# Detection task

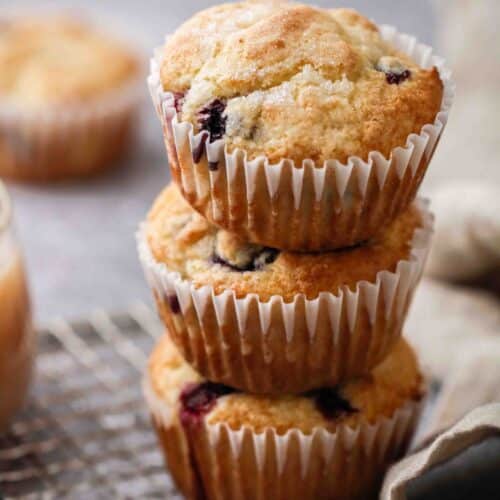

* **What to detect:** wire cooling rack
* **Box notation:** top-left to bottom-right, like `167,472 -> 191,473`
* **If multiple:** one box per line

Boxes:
3,304 -> 487,500
0,303 -> 182,499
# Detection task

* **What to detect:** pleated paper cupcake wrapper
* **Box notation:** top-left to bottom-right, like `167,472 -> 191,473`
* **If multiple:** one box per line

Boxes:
148,25 -> 453,251
138,199 -> 433,394
0,78 -> 142,181
144,374 -> 422,500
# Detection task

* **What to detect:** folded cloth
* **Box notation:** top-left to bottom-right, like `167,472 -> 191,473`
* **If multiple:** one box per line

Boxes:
425,182 -> 500,282
406,278 -> 500,380
381,403 -> 500,500
397,274 -> 500,498
423,343 -> 500,438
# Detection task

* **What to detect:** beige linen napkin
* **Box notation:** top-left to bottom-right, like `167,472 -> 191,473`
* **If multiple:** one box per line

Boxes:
406,278 -> 500,380
381,403 -> 500,500
425,183 -> 500,281
387,274 -> 500,499
423,342 -> 500,438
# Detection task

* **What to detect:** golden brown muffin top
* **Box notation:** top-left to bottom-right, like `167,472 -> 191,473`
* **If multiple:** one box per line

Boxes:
159,1 -> 443,165
145,184 -> 423,301
149,334 -> 422,434
0,16 -> 140,108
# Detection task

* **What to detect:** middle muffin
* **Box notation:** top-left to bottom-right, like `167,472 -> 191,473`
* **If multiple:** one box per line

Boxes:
138,184 -> 432,394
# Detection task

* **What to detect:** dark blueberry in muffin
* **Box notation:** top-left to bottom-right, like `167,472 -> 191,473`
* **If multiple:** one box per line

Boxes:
172,92 -> 185,113
211,252 -> 242,271
376,56 -> 411,85
166,294 -> 181,314
212,232 -> 280,272
211,249 -> 279,271
212,247 -> 279,272
252,248 -> 280,270
385,69 -> 411,85
198,99 -> 227,142
180,382 -> 235,426
307,387 -> 358,420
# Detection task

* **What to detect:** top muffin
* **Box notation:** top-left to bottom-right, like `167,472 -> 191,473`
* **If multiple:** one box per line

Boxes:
0,16 -> 140,109
160,1 -> 444,165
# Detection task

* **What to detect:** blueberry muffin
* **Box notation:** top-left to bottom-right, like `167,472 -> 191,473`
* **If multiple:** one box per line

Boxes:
138,184 -> 433,393
0,15 -> 142,181
144,334 -> 423,500
149,1 -> 451,250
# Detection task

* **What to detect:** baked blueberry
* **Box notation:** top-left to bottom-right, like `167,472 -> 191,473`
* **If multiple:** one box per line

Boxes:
212,231 -> 279,271
376,56 -> 411,85
180,382 -> 235,426
198,99 -> 227,142
307,387 -> 358,420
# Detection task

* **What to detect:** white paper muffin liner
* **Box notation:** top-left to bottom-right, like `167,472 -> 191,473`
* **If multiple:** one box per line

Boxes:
0,79 -> 142,181
148,24 -> 453,251
0,13 -> 143,181
144,373 -> 422,500
138,199 -> 433,394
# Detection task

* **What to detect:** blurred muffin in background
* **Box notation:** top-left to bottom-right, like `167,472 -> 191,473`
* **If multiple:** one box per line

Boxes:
0,15 -> 142,182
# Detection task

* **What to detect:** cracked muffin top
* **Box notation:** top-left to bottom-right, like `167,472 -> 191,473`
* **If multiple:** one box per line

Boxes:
149,334 -> 422,433
0,16 -> 140,108
159,1 -> 444,165
145,184 -> 425,301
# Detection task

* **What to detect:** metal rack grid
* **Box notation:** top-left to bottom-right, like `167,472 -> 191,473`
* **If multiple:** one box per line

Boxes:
0,303 -> 182,499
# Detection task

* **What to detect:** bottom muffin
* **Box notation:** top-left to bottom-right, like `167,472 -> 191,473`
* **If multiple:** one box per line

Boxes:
144,334 -> 423,500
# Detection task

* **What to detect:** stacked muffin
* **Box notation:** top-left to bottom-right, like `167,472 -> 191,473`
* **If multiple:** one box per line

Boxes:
138,3 -> 453,499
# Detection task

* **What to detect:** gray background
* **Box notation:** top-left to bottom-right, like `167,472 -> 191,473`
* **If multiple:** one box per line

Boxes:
2,0 -> 436,324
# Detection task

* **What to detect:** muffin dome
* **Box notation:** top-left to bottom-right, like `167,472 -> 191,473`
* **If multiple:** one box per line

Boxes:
148,334 -> 422,434
0,16 -> 139,108
160,1 -> 443,165
146,184 -> 424,301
